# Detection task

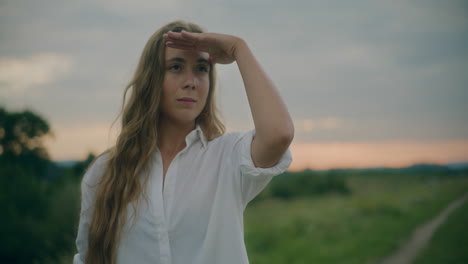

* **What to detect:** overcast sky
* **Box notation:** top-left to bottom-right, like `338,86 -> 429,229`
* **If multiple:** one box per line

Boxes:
1,0 -> 467,169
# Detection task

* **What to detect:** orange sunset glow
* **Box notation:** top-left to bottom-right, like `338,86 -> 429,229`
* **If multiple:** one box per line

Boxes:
44,124 -> 468,171
289,140 -> 468,171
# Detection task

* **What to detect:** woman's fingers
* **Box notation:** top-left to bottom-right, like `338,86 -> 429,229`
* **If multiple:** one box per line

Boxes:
164,31 -> 231,63
180,30 -> 201,42
165,31 -> 200,44
165,41 -> 196,50
163,33 -> 193,45
165,31 -> 186,40
164,32 -> 206,52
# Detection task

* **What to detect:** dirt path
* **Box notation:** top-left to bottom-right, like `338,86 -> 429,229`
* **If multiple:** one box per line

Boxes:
378,192 -> 468,264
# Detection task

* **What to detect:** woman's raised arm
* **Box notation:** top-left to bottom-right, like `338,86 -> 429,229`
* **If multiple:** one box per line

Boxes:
164,31 -> 294,168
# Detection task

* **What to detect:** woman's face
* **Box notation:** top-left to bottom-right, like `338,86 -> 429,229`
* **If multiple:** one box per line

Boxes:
160,47 -> 211,125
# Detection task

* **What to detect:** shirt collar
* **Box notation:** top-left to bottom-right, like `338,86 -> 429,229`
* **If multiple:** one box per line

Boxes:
186,123 -> 207,149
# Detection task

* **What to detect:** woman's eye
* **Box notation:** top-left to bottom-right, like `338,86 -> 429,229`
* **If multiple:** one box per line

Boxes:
169,65 -> 181,71
197,65 -> 209,72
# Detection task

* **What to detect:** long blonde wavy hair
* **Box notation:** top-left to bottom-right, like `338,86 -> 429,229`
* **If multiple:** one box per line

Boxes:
84,20 -> 225,264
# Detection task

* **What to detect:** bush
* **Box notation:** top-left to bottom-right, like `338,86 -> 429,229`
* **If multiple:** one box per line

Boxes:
252,170 -> 351,202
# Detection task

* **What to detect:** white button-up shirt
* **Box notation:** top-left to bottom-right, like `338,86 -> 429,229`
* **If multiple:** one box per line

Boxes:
73,124 -> 292,264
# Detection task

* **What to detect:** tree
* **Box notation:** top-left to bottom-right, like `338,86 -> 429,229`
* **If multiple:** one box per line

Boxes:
0,106 -> 54,263
0,107 -> 52,176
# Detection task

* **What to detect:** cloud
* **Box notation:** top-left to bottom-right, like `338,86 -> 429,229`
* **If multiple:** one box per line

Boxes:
0,53 -> 73,95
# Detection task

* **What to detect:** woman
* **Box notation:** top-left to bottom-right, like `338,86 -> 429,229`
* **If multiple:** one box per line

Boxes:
74,20 -> 294,264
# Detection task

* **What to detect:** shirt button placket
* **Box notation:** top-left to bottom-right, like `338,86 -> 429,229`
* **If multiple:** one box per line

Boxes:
158,231 -> 171,264
163,153 -> 180,223
156,151 -> 171,264
161,154 -> 177,264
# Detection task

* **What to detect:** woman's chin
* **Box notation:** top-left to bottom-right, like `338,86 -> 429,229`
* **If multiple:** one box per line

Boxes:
172,116 -> 199,126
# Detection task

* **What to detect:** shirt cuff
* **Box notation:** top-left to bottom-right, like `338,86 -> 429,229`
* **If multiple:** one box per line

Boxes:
239,129 -> 293,179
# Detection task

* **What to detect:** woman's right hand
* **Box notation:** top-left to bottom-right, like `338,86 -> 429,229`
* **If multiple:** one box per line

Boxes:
163,30 -> 245,65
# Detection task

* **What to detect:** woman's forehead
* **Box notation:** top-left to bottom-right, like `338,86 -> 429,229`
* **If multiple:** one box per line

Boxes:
165,47 -> 209,62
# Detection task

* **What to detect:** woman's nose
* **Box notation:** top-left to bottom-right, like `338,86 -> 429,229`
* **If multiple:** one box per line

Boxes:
183,71 -> 197,89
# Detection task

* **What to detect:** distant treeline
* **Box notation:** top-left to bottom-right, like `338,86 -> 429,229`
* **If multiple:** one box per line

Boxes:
251,164 -> 468,203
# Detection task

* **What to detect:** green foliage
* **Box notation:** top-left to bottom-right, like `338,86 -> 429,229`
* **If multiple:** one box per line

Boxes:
0,107 -> 51,175
0,106 -> 86,264
71,153 -> 96,180
0,160 -> 49,263
251,169 -> 350,203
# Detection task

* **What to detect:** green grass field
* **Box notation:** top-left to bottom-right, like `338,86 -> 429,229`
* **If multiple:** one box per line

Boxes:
413,195 -> 468,264
244,174 -> 468,264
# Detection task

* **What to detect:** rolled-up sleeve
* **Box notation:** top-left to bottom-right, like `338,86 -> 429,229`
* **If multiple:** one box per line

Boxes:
235,129 -> 292,207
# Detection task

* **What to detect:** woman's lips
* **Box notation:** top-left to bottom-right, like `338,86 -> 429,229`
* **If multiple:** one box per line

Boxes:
177,99 -> 196,105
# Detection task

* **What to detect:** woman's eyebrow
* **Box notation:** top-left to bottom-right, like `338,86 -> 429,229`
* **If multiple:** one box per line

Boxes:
167,57 -> 185,63
166,57 -> 209,64
197,58 -> 209,64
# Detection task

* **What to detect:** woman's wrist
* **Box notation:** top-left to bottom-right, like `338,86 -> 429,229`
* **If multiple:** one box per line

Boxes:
232,37 -> 248,62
